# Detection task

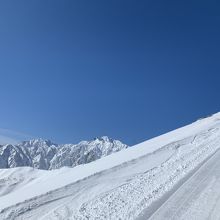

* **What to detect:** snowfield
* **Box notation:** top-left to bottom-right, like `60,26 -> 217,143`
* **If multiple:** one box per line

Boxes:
1,113 -> 220,219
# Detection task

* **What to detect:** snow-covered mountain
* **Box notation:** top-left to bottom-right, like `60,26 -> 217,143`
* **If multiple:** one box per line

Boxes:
1,113 -> 220,219
0,136 -> 128,170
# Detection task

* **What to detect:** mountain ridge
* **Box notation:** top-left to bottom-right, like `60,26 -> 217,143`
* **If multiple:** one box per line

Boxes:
0,136 -> 128,170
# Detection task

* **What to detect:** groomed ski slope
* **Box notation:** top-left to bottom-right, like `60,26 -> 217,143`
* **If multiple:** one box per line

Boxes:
0,113 -> 220,219
146,149 -> 220,220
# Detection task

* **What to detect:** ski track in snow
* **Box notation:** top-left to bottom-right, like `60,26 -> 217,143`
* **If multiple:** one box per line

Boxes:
1,113 -> 220,219
147,148 -> 220,220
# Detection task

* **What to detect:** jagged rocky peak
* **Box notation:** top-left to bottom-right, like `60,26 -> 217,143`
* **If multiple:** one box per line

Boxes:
19,138 -> 58,148
50,136 -> 128,169
0,136 -> 128,170
93,136 -> 112,142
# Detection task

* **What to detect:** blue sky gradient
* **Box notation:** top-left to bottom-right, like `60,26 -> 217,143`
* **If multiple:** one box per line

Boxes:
0,1 -> 220,145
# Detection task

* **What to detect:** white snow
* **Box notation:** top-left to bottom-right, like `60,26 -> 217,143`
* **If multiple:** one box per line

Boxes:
1,112 -> 220,219
0,136 -> 128,170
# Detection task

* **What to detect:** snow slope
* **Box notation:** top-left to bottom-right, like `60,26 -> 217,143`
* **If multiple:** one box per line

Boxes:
0,113 -> 220,219
145,146 -> 220,220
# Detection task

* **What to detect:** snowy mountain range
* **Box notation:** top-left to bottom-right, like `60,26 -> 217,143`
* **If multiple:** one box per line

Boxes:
1,113 -> 220,219
0,136 -> 128,170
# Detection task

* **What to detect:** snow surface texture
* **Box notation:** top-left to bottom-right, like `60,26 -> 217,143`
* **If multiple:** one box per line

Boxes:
0,137 -> 128,170
146,149 -> 220,220
0,113 -> 220,219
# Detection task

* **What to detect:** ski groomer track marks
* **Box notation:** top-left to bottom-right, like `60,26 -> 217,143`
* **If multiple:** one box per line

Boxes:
149,149 -> 220,220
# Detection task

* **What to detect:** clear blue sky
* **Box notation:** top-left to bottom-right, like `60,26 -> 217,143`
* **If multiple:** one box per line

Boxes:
0,1 -> 220,145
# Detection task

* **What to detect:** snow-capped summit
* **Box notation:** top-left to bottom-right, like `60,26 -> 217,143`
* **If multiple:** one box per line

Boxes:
0,136 -> 128,170
50,136 -> 127,169
20,138 -> 57,148
94,136 -> 112,142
